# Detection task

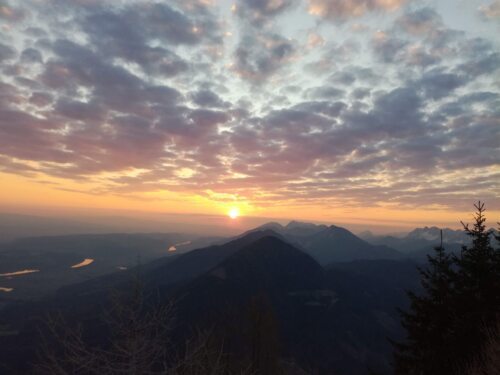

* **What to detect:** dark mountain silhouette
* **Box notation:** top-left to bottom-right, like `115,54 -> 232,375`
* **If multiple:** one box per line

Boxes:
246,221 -> 402,264
161,234 -> 419,374
171,235 -> 326,316
168,235 -> 326,339
145,229 -> 288,288
297,224 -> 402,263
0,230 -> 419,374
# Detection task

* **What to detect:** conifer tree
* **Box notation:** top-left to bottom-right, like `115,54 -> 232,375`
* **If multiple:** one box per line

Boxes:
394,202 -> 500,375
450,201 -> 500,372
393,232 -> 456,374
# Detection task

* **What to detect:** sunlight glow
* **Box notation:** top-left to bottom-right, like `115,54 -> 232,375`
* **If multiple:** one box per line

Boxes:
228,207 -> 240,219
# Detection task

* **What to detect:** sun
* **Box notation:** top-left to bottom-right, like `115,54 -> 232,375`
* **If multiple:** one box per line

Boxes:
228,207 -> 240,219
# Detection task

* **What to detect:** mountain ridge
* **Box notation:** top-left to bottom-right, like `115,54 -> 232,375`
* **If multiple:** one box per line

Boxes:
243,221 -> 402,264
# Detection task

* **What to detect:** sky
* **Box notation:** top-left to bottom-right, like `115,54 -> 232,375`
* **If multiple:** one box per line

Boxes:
0,0 -> 499,229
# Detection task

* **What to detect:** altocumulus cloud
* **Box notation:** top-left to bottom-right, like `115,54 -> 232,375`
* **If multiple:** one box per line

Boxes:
0,0 -> 498,210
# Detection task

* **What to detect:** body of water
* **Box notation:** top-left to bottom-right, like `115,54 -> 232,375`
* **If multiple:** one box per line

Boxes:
0,269 -> 40,277
71,258 -> 94,269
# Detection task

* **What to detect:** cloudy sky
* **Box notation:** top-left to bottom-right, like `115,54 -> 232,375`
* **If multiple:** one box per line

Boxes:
0,0 -> 499,227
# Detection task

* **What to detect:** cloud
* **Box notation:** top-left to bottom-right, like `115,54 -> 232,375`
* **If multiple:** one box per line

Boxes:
54,98 -> 105,121
306,31 -> 325,48
0,43 -> 15,61
20,48 -> 43,64
0,1 -> 27,21
0,0 -> 498,212
351,87 -> 370,99
457,51 -> 500,79
231,0 -> 298,83
479,0 -> 500,20
417,68 -> 467,100
396,7 -> 442,35
235,0 -> 297,26
234,32 -> 295,81
191,89 -> 229,108
29,92 -> 53,107
307,86 -> 345,99
330,71 -> 357,85
402,44 -> 441,67
79,6 -> 199,77
372,31 -> 408,63
308,0 -> 406,21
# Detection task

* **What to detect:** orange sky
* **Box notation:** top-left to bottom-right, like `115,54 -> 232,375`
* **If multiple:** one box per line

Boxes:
2,171 -> 497,233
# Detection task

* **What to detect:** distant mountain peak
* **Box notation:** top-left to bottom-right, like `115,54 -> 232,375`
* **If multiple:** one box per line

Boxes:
328,224 -> 347,231
286,220 -> 320,229
284,221 -> 328,236
234,228 -> 285,243
407,226 -> 469,244
255,222 -> 285,232
241,221 -> 402,264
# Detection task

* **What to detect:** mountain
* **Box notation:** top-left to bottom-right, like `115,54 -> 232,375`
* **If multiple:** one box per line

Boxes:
150,234 -> 419,374
170,235 -> 326,331
145,229 -> 287,288
321,259 -> 421,373
284,220 -> 329,236
0,230 -> 419,374
360,226 -> 475,259
296,224 -> 402,264
247,221 -> 402,264
406,226 -> 469,244
250,220 -> 328,237
166,236 -> 418,374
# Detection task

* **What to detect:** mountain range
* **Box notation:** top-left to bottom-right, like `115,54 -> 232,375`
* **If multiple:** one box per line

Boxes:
0,223 -> 428,374
359,226 -> 474,259
3,220 -> 490,373
245,221 -> 403,264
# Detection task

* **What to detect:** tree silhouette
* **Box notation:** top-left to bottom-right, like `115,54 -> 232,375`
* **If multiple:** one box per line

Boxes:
394,202 -> 500,374
35,273 -> 237,375
451,202 -> 500,373
464,318 -> 500,375
393,231 -> 456,374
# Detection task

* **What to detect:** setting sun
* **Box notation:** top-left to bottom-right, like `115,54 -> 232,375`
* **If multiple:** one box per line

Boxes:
228,207 -> 240,219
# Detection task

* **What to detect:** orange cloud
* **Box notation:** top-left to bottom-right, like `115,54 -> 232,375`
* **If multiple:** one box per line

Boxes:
307,31 -> 325,48
479,0 -> 500,19
308,0 -> 406,21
